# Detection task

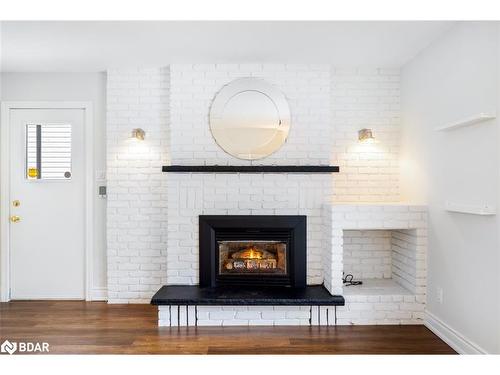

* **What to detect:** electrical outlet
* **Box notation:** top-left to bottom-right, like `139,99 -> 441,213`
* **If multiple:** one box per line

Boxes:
436,287 -> 443,304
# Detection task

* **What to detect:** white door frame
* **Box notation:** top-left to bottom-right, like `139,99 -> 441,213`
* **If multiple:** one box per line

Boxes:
0,101 -> 94,301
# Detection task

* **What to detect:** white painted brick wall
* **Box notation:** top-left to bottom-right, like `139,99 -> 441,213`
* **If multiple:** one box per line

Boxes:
166,64 -> 333,286
158,297 -> 425,326
170,64 -> 331,166
331,68 -> 401,202
337,294 -> 425,325
391,229 -> 427,294
106,64 -> 405,313
106,67 -> 170,303
343,230 -> 392,279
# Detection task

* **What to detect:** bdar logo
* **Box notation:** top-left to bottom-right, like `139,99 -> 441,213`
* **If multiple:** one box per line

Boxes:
0,340 -> 49,354
1,340 -> 17,355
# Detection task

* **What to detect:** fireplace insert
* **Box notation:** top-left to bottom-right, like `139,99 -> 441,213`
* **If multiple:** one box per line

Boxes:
199,215 -> 306,288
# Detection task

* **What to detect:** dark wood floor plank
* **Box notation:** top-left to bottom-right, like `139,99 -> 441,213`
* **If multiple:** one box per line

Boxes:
0,301 -> 456,354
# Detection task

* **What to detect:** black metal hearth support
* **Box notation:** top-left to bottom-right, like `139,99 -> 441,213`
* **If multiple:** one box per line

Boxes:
167,305 -> 199,327
307,306 -> 337,326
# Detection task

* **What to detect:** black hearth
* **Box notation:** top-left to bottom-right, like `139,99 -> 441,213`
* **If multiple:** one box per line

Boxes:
199,215 -> 306,288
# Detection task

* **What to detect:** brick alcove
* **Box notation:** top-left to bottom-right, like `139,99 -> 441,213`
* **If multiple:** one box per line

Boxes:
323,203 -> 427,324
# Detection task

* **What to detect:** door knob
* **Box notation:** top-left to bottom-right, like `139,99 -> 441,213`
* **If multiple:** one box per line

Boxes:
10,215 -> 21,223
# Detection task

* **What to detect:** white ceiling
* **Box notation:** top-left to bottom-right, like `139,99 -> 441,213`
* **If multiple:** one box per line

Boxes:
1,21 -> 454,72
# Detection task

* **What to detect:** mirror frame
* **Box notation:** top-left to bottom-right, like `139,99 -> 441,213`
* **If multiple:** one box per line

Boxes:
209,78 -> 291,160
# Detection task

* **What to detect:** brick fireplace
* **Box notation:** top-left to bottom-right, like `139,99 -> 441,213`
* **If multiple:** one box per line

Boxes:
106,64 -> 402,304
105,64 -> 428,326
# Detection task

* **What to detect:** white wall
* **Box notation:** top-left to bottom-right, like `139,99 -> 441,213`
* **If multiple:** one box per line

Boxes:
0,72 -> 108,299
401,22 -> 500,353
0,22 -> 3,96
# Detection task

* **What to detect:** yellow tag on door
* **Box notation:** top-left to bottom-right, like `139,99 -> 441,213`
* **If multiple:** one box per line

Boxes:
28,167 -> 38,178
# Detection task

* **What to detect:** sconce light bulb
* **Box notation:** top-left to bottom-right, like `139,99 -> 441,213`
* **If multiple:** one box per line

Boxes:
131,128 -> 146,141
358,128 -> 376,143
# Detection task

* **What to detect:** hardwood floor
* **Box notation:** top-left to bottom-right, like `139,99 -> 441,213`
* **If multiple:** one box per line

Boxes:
0,301 -> 455,354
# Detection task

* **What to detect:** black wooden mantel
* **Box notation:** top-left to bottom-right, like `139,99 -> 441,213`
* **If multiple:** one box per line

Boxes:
162,165 -> 340,173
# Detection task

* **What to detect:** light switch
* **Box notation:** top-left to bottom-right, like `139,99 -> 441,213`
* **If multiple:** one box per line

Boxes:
98,186 -> 107,198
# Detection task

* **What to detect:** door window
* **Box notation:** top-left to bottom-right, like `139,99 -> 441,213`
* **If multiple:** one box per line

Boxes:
25,124 -> 72,180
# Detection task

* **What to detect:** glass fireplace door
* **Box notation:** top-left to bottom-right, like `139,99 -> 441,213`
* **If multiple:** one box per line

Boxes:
218,241 -> 287,276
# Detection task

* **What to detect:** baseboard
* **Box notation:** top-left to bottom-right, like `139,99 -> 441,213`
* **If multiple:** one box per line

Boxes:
89,287 -> 108,301
2,289 -> 108,301
425,310 -> 487,354
10,295 -> 84,300
0,289 -> 9,302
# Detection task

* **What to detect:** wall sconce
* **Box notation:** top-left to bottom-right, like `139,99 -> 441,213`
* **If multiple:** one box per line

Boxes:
131,128 -> 146,141
358,128 -> 376,144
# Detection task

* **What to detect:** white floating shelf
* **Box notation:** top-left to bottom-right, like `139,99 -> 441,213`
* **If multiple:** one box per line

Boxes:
435,113 -> 496,132
445,201 -> 496,216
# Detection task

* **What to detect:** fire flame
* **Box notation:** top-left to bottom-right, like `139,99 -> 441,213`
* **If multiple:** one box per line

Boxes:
241,246 -> 263,259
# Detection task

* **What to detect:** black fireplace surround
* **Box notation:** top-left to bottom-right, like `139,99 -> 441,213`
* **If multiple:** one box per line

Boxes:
199,215 -> 306,288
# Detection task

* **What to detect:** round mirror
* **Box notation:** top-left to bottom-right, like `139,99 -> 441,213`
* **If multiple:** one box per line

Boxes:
209,78 -> 291,160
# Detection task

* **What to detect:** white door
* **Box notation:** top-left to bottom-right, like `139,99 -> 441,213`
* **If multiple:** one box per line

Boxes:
9,108 -> 86,299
